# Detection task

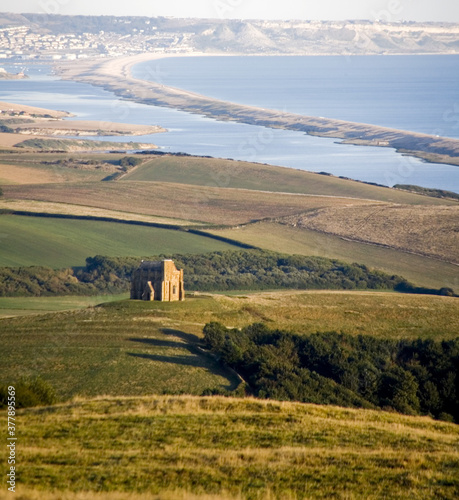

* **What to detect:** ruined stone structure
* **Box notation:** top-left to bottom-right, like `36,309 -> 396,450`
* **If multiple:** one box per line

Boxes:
130,260 -> 185,302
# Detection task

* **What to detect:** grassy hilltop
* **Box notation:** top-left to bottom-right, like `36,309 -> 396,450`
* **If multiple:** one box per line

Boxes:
1,396 -> 459,500
1,293 -> 459,499
1,293 -> 458,399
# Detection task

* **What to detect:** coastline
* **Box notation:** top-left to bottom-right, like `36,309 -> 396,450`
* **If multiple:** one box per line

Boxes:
0,100 -> 165,150
55,52 -> 459,167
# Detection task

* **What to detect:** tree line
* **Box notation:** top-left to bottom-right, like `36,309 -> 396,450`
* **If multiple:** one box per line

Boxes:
0,250 -> 455,297
203,322 -> 459,422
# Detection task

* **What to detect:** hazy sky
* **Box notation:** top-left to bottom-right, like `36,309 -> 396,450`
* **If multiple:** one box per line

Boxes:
5,0 -> 459,22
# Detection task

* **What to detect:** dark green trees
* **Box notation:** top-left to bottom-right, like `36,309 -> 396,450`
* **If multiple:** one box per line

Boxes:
204,322 -> 459,422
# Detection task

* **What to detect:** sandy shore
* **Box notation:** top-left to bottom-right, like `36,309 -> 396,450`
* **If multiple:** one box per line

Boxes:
0,101 -> 70,119
55,52 -> 459,167
14,120 -> 164,137
0,99 -> 165,148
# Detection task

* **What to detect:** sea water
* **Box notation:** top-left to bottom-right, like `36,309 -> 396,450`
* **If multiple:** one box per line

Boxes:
133,55 -> 459,138
1,57 -> 458,192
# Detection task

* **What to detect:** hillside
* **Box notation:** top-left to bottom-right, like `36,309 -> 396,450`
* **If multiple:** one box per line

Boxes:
2,290 -> 458,338
1,13 -> 459,55
120,155 -> 455,204
2,181 -> 380,225
278,204 -> 459,264
209,223 -> 458,289
0,214 -> 239,268
1,293 -> 458,399
1,148 -> 458,289
1,395 -> 458,500
0,27 -> 458,500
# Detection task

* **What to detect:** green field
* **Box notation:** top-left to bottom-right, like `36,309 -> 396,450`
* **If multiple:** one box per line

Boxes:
1,292 -> 458,401
0,294 -> 128,318
2,395 -> 458,500
0,214 -> 239,268
3,151 -> 457,291
210,222 -> 459,289
122,155 -> 454,205
0,297 -> 242,399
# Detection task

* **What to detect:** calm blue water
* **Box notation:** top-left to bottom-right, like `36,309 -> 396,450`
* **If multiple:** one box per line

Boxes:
1,58 -> 458,192
133,55 -> 459,139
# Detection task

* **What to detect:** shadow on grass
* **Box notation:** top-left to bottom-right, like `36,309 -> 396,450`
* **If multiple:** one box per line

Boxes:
128,328 -> 241,391
128,352 -> 211,368
129,328 -> 202,353
129,337 -> 195,351
161,328 -> 202,344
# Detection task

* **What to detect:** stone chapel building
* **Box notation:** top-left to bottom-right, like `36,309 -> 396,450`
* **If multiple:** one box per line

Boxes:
130,260 -> 185,302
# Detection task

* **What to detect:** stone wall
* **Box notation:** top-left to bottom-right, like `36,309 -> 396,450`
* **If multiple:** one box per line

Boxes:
130,260 -> 185,302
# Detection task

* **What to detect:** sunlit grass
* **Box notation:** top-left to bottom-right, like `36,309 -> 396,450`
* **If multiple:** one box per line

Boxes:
0,294 -> 128,318
1,395 -> 457,499
0,214 -> 237,268
1,292 -> 457,401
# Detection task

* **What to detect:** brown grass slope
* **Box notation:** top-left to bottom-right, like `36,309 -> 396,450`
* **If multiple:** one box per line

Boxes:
0,152 -> 144,184
3,181 -> 376,225
279,204 -> 459,265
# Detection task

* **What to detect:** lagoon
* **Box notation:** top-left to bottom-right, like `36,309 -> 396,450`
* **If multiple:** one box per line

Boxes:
1,57 -> 458,192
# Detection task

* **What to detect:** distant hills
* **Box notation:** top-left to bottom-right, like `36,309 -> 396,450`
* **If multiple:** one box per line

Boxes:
0,12 -> 458,55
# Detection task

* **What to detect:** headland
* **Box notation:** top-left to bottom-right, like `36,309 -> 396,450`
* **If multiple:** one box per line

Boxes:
0,100 -> 164,150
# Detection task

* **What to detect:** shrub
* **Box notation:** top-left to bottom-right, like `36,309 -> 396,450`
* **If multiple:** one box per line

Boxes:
0,124 -> 14,133
0,377 -> 57,409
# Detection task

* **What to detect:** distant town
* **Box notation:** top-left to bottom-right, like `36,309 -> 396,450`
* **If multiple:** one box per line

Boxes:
0,21 -> 193,60
0,12 -> 458,60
